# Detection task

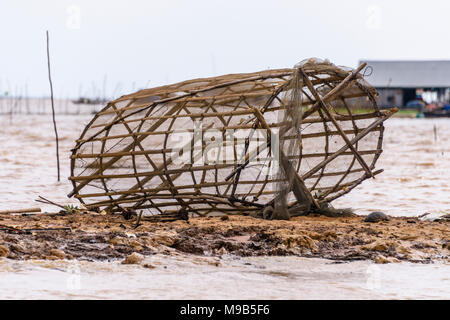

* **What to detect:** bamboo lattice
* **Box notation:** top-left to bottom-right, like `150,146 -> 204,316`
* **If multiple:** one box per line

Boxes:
68,58 -> 397,217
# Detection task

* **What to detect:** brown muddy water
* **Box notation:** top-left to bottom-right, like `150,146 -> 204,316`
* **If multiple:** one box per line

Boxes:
0,115 -> 449,299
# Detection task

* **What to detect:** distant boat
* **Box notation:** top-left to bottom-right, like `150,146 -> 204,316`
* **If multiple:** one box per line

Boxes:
423,109 -> 450,118
71,97 -> 107,105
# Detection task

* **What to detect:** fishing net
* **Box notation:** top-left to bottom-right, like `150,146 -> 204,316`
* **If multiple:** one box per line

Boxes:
68,58 -> 396,218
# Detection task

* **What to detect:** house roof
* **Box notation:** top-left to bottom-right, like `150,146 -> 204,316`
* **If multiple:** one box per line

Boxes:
359,60 -> 450,88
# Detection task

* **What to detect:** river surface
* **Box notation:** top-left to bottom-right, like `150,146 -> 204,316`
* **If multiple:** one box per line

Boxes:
0,114 -> 449,299
0,255 -> 448,299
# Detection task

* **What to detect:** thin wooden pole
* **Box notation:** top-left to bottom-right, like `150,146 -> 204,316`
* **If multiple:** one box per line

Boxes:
0,208 -> 41,215
46,30 -> 60,181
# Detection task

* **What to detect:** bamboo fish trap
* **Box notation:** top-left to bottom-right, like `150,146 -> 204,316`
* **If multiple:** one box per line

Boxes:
68,58 -> 397,218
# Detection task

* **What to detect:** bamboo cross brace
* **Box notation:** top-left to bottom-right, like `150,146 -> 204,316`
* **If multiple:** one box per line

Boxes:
301,108 -> 398,181
108,103 -> 185,210
89,72 -> 292,133
252,107 -> 320,209
102,123 -> 215,211
75,74 -> 288,148
75,167 -> 370,201
300,63 -> 367,120
225,63 -> 367,182
74,109 -> 388,145
323,169 -> 384,203
95,76 -> 340,117
299,67 -> 374,178
68,102 -> 184,197
317,96 -> 363,199
159,105 -> 192,210
227,83 -> 289,197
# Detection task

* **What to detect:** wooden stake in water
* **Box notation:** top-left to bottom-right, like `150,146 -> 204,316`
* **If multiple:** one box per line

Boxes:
46,30 -> 60,181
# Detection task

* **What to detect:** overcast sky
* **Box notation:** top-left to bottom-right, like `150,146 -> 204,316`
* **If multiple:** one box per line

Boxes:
2,0 -> 450,98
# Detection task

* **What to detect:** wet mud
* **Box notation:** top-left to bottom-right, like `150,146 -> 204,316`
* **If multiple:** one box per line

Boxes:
1,212 -> 448,264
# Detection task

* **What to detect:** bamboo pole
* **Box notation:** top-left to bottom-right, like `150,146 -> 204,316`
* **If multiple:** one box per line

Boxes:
74,111 -> 386,144
68,102 -> 185,197
302,108 -> 397,180
94,75 -> 345,116
300,63 -> 367,120
252,107 -> 320,209
46,30 -> 60,181
299,67 -> 374,178
0,208 -> 42,215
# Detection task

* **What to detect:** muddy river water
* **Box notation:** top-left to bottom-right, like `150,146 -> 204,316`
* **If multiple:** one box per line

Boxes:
0,114 -> 449,299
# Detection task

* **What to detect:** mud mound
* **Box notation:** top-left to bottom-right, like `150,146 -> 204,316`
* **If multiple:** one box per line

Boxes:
0,213 -> 448,263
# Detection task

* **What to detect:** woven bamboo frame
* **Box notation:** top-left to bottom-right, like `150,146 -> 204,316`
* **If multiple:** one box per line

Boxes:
68,59 -> 396,216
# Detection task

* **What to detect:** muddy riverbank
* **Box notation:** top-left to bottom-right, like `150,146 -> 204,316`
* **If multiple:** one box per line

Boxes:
1,212 -> 448,264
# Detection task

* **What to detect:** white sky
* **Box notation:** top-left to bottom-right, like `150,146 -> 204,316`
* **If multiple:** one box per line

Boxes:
1,0 -> 450,98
